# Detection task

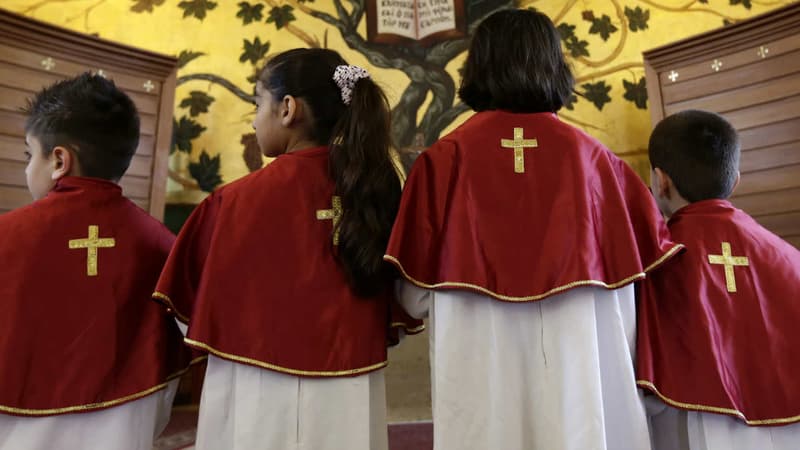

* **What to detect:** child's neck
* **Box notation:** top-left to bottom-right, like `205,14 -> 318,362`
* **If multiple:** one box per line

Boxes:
286,137 -> 321,154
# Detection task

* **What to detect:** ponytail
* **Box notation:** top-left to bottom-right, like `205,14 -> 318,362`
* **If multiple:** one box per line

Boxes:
329,78 -> 400,297
259,49 -> 400,297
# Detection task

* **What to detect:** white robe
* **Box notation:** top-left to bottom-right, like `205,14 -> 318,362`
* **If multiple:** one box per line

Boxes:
397,282 -> 651,450
647,399 -> 800,450
0,380 -> 178,450
194,355 -> 388,450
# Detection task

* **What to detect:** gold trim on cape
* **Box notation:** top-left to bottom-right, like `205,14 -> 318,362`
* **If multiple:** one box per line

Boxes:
152,292 -> 190,324
389,148 -> 408,188
637,380 -> 800,426
0,357 -> 206,416
384,244 -> 684,302
390,322 -> 426,334
184,338 -> 388,377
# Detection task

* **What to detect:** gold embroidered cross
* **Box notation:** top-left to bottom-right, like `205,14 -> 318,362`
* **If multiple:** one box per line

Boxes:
68,225 -> 116,276
316,196 -> 343,245
707,242 -> 749,293
500,127 -> 538,173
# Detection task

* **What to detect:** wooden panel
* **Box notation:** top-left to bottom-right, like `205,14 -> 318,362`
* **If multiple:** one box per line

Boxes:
665,73 -> 800,116
0,61 -> 158,117
753,210 -> 800,237
148,70 -> 176,221
721,94 -> 800,131
126,90 -> 160,115
139,113 -> 157,136
0,184 -> 31,210
739,117 -> 800,150
656,32 -> 800,85
660,51 -> 800,104
731,187 -> 800,217
0,42 -> 164,95
119,175 -> 151,200
0,160 -> 26,186
784,235 -> 800,248
136,135 -> 155,157
736,164 -> 800,196
0,61 -> 67,95
0,109 -> 25,137
740,141 -> 800,172
127,154 -> 153,178
0,85 -> 31,113
0,133 -> 24,162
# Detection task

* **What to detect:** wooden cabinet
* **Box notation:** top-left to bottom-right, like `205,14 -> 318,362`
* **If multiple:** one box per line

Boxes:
644,3 -> 800,249
0,9 -> 176,220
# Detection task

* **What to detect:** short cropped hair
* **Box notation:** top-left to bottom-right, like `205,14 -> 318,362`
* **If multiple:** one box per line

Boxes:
24,72 -> 140,181
458,8 -> 574,113
649,110 -> 740,202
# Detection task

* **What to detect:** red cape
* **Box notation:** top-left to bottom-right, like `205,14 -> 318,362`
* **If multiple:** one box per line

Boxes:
637,199 -> 800,425
154,146 -> 423,377
385,111 -> 682,300
0,177 -> 191,416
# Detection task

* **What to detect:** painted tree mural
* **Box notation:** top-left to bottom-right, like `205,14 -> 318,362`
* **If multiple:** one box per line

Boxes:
13,0 -> 791,194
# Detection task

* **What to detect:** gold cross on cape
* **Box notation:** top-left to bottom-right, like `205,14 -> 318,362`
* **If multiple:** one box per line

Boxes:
68,225 -> 116,276
500,127 -> 538,173
707,242 -> 749,293
316,196 -> 343,245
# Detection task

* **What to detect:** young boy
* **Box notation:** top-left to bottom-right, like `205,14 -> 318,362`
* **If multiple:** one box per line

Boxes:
0,73 -> 191,450
637,109 -> 800,450
388,9 -> 683,450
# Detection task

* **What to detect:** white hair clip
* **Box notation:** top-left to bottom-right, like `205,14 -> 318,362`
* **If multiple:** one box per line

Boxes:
333,65 -> 370,105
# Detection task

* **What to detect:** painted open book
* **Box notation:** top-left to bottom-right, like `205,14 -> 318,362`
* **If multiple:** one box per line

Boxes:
366,0 -> 466,46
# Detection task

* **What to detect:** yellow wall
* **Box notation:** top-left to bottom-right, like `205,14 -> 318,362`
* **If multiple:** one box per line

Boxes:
4,0 -> 794,203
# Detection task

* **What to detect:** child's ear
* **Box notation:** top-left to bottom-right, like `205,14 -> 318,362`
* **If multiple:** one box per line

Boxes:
653,167 -> 673,200
731,171 -> 741,195
50,146 -> 74,181
280,95 -> 299,127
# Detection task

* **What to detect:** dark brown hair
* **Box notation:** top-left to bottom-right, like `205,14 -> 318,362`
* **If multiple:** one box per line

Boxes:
458,8 -> 574,113
24,72 -> 140,181
259,48 -> 399,297
649,109 -> 740,202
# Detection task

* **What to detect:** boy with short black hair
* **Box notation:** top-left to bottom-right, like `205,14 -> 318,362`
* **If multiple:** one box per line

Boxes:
0,73 -> 190,450
638,109 -> 800,450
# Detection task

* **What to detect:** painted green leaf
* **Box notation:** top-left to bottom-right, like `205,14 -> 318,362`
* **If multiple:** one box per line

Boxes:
267,5 -> 296,30
130,0 -> 165,13
729,0 -> 752,9
236,2 -> 264,25
624,6 -> 650,32
178,0 -> 217,20
622,77 -> 648,109
565,37 -> 590,58
589,14 -> 618,41
564,92 -> 578,111
581,81 -> 612,111
180,91 -> 215,117
240,37 -> 270,65
176,50 -> 205,69
557,23 -> 577,42
189,151 -> 223,192
241,133 -> 264,172
172,116 -> 206,154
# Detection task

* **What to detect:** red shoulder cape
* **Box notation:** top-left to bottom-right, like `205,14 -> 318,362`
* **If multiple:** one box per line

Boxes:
385,111 -> 683,300
637,199 -> 800,425
0,177 -> 191,416
154,147 -> 423,377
